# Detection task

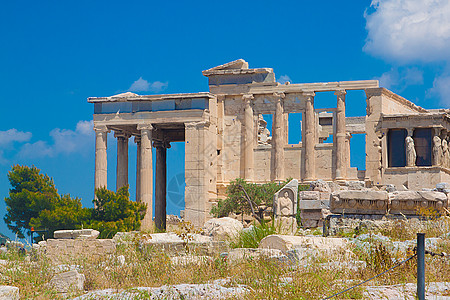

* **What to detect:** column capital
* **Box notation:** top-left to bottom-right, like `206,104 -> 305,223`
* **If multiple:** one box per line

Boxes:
302,90 -> 316,98
137,123 -> 153,131
334,89 -> 347,96
94,124 -> 109,133
272,92 -> 285,99
216,94 -> 226,101
114,131 -> 131,139
185,121 -> 209,129
242,93 -> 254,103
407,128 -> 414,136
153,140 -> 171,149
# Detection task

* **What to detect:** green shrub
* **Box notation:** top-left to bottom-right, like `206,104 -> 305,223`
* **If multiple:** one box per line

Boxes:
230,220 -> 280,248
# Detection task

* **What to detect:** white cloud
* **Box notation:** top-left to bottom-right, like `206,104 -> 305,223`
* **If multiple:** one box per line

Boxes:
128,77 -> 168,93
278,75 -> 291,84
0,129 -> 32,147
364,0 -> 450,63
428,74 -> 450,105
149,81 -> 168,92
377,67 -> 423,90
18,120 -> 94,159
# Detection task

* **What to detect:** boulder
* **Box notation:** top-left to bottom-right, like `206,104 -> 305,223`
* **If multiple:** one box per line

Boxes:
0,286 -> 19,300
50,270 -> 85,293
345,181 -> 365,190
202,217 -> 243,240
309,180 -> 331,193
259,234 -> 348,255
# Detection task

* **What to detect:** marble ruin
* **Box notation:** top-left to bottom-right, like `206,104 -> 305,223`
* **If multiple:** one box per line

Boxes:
88,59 -> 450,229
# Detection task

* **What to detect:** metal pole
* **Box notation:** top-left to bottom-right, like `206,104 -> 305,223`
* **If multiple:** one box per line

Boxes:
417,233 -> 425,300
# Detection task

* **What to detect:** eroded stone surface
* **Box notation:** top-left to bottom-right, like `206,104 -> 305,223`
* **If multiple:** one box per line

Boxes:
0,286 -> 19,300
50,270 -> 85,293
259,234 -> 347,254
202,217 -> 243,241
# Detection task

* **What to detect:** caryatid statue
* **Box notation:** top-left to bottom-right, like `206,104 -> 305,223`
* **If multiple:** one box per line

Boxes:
433,135 -> 442,166
257,115 -> 272,145
443,138 -> 449,168
405,136 -> 416,167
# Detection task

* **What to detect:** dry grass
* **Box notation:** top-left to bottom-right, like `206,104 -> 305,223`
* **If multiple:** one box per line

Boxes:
0,216 -> 449,299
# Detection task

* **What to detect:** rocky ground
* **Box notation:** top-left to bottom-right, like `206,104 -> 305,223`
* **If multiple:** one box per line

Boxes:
0,216 -> 449,299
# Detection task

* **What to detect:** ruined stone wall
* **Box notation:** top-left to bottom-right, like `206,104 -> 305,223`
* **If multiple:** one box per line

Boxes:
382,167 -> 450,190
45,239 -> 116,262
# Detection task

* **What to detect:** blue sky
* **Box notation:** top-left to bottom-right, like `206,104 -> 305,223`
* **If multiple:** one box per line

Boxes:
0,0 -> 449,239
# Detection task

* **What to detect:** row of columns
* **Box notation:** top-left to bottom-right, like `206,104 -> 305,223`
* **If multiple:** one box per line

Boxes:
241,89 -> 348,182
94,123 -> 169,231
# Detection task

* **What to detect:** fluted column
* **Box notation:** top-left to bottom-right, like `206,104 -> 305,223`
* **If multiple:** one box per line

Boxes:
335,89 -> 347,180
135,136 -> 141,202
272,92 -> 285,181
243,94 -> 255,181
154,140 -> 170,231
138,124 -> 153,230
94,125 -> 109,190
303,91 -> 316,181
115,131 -> 130,191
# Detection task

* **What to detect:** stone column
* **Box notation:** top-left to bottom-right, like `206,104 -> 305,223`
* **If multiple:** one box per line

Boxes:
115,131 -> 130,191
135,136 -> 141,202
138,124 -> 153,230
345,132 -> 352,171
334,89 -> 347,180
303,91 -> 316,181
243,94 -> 255,181
432,128 -> 442,166
272,92 -> 286,181
94,125 -> 109,190
154,140 -> 169,231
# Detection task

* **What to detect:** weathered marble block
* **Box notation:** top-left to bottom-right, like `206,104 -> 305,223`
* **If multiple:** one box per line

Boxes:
388,191 -> 448,215
330,190 -> 388,214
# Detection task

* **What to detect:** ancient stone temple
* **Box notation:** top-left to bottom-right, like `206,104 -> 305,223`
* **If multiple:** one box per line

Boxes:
88,59 -> 450,229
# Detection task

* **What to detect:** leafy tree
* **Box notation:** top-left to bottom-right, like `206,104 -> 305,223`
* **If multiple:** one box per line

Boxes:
4,165 -> 59,238
30,194 -> 91,239
211,178 -> 308,224
88,186 -> 146,238
4,165 -> 91,240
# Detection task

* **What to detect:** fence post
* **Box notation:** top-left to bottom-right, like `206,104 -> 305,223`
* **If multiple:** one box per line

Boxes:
417,233 -> 425,300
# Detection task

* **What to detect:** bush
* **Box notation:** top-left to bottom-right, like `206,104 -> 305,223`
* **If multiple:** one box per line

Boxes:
88,186 -> 147,238
230,220 -> 280,248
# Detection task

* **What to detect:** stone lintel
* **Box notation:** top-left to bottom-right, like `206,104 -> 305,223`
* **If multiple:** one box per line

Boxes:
88,92 -> 215,103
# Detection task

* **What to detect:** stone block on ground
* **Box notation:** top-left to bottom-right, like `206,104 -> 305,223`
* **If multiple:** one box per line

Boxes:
0,286 -> 19,300
49,270 -> 85,293
226,248 -> 283,264
330,190 -> 388,214
54,229 -> 99,239
202,217 -> 243,241
141,232 -> 227,256
259,234 -> 348,255
46,239 -> 115,262
389,191 -> 448,214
